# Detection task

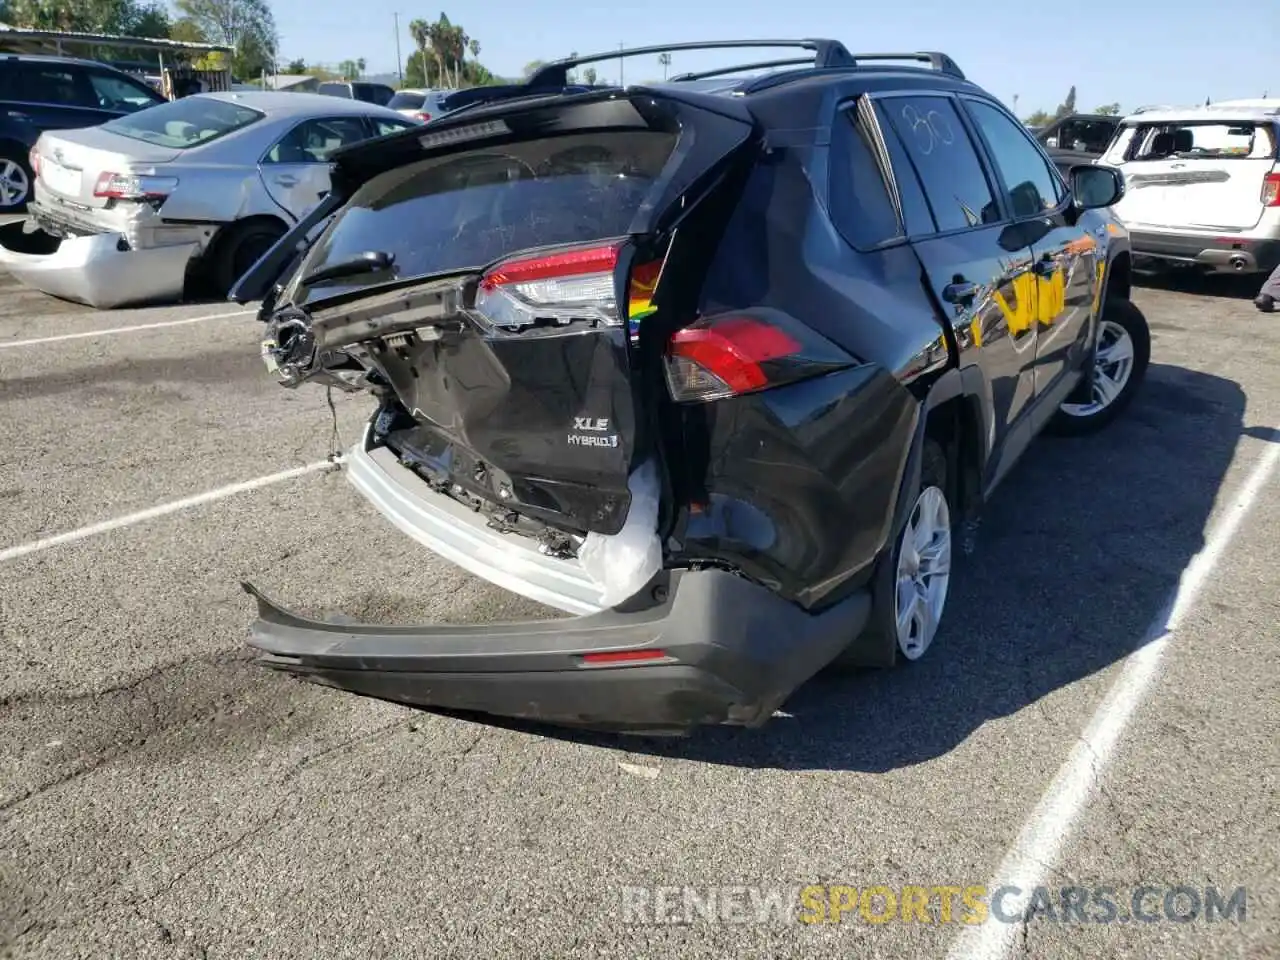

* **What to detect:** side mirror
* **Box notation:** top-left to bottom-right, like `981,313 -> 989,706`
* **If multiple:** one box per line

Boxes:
1069,164 -> 1125,210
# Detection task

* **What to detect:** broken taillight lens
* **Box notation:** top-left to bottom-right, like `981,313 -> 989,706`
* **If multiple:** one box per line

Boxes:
664,310 -> 858,403
474,243 -> 623,330
93,172 -> 178,201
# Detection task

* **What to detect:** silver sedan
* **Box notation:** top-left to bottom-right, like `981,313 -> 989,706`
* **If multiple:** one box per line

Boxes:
0,91 -> 421,308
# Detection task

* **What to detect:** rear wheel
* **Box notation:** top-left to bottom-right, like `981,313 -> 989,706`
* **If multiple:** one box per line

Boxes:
0,148 -> 33,212
837,439 -> 953,667
209,219 -> 287,299
1048,297 -> 1150,436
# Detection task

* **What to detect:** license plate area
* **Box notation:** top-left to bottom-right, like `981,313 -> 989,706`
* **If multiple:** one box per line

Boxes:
41,160 -> 82,197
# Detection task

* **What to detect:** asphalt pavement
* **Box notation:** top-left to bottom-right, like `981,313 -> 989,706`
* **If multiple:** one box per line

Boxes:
1,237 -> 1277,959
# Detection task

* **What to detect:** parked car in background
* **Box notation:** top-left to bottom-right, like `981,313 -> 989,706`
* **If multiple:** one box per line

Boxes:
234,40 -> 1148,735
1033,113 -> 1122,177
0,53 -> 168,210
317,80 -> 396,106
0,90 -> 420,308
387,87 -> 455,122
1100,101 -> 1280,277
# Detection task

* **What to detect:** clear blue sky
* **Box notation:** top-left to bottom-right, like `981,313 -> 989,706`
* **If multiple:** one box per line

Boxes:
273,0 -> 1277,115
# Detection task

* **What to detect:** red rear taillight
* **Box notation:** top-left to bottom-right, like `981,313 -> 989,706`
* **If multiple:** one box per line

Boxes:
667,318 -> 801,399
474,243 -> 622,330
414,111 -> 432,122
28,147 -> 39,177
664,310 -> 858,403
1262,172 -> 1280,207
93,171 -> 178,200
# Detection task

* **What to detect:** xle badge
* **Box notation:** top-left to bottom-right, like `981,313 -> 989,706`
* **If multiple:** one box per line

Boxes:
568,417 -> 619,448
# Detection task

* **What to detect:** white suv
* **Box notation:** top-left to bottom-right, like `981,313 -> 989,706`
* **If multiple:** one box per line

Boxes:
1100,100 -> 1280,277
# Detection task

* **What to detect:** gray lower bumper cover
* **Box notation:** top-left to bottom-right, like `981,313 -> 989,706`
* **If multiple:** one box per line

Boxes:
243,569 -> 871,733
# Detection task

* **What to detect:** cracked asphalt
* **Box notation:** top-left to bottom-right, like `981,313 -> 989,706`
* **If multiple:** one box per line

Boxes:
1,237 -> 1278,959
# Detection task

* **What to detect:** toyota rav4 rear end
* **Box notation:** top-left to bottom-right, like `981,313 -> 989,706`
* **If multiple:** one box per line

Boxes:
237,80 -> 921,733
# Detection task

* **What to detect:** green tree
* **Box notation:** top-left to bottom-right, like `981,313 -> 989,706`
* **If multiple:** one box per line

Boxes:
174,0 -> 277,79
582,66 -> 597,86
1094,103 -> 1121,116
522,59 -> 546,78
1053,85 -> 1077,119
4,0 -> 169,35
401,14 -> 496,89
1024,109 -> 1052,128
284,57 -> 306,74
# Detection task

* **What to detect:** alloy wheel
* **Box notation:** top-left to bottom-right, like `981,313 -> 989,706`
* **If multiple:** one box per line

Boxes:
1058,318 -> 1135,418
0,159 -> 30,209
895,485 -> 952,660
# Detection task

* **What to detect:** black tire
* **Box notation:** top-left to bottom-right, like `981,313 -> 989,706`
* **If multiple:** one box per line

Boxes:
1047,297 -> 1151,437
835,439 -> 953,668
0,145 -> 34,212
209,219 -> 287,298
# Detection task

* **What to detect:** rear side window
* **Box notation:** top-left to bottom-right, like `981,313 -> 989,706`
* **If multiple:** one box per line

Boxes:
102,97 -> 263,148
265,117 -> 371,163
15,63 -> 89,106
1122,121 -> 1277,161
387,91 -> 425,111
827,108 -> 902,249
875,96 -> 999,232
289,130 -> 678,304
318,82 -> 352,98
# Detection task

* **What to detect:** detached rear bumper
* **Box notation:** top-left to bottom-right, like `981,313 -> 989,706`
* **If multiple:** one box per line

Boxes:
244,568 -> 870,734
0,220 -> 196,308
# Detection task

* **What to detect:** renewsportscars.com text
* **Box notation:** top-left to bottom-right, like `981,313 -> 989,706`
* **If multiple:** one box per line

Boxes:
619,884 -> 1248,926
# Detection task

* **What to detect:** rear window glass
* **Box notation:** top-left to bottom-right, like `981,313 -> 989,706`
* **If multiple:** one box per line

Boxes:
102,97 -> 262,148
288,130 -> 677,305
1123,122 -> 1277,160
318,83 -> 352,98
387,91 -> 425,110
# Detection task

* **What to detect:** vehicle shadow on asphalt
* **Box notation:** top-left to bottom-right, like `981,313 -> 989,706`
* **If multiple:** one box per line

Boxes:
1135,270 -> 1261,301
431,362 -> 1271,771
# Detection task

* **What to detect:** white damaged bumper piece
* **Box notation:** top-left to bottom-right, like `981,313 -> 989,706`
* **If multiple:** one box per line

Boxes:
0,220 -> 197,309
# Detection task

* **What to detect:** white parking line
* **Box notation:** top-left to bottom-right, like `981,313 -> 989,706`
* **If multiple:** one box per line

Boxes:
945,438 -> 1280,960
0,458 -> 341,565
0,309 -> 255,350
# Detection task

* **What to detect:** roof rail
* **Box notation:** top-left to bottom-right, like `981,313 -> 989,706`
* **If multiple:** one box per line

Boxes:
668,57 -> 814,83
526,39 -> 857,89
843,51 -> 964,78
527,41 -> 966,90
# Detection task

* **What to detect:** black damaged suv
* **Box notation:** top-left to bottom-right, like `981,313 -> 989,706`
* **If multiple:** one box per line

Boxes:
233,39 -> 1150,735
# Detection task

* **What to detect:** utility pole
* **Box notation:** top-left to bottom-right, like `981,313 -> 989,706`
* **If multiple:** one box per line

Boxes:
394,12 -> 403,83
1012,93 -> 1019,116
618,42 -> 624,86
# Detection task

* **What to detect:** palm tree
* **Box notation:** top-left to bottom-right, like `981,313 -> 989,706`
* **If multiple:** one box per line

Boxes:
409,18 -> 430,85
658,52 -> 671,79
356,58 -> 366,79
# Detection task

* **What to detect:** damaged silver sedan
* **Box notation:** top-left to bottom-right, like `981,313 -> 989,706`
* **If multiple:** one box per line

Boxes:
0,91 -> 421,309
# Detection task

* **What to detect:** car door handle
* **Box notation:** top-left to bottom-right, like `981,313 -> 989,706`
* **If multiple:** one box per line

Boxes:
272,174 -> 299,187
942,280 -> 978,304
